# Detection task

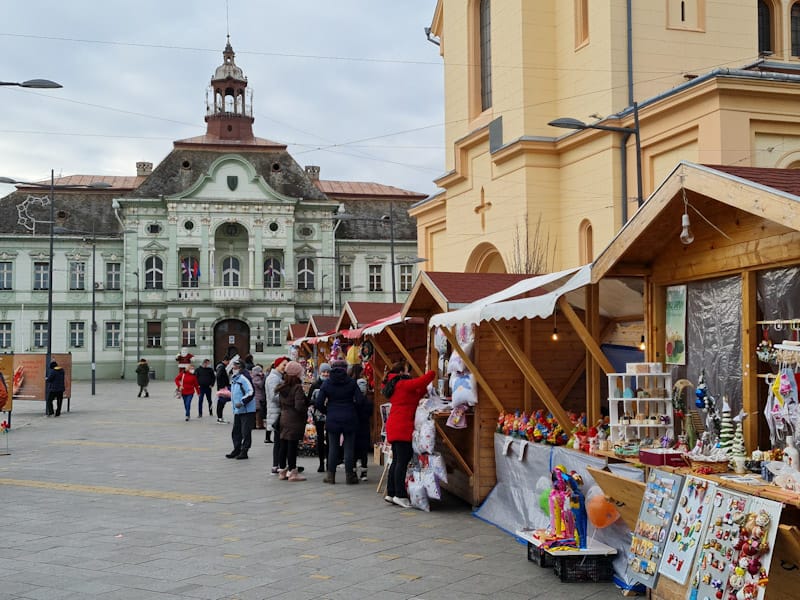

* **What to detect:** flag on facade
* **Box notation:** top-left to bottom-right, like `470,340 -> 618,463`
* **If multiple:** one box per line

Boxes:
181,257 -> 200,280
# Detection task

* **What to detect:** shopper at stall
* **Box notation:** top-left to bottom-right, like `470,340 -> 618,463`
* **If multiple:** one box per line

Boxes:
195,358 -> 215,417
307,363 -> 331,472
266,356 -> 289,473
175,365 -> 200,422
46,360 -> 66,417
135,358 -> 150,398
276,361 -> 308,481
351,363 -> 373,481
316,359 -> 365,484
251,364 -> 267,430
226,359 -> 255,460
382,360 -> 436,507
214,357 -> 231,423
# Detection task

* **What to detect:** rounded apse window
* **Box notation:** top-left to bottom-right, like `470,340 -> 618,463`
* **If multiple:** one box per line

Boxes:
181,160 -> 191,170
300,226 -> 313,237
147,223 -> 161,234
272,162 -> 281,172
184,220 -> 194,231
268,221 -> 279,232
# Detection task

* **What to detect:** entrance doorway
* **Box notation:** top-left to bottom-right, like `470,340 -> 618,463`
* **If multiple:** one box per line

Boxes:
213,319 -> 250,365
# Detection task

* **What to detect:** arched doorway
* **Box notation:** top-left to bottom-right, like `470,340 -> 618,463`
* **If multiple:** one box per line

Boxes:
214,319 -> 250,365
465,241 -> 507,273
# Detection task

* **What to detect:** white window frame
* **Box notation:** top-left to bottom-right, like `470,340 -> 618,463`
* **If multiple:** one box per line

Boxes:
181,319 -> 197,347
106,262 -> 121,290
69,321 -> 85,348
399,264 -> 414,292
266,319 -> 281,346
0,322 -> 11,348
263,257 -> 282,289
146,321 -> 162,348
369,265 -> 383,292
0,261 -> 12,290
144,256 -> 164,290
34,262 -> 49,291
33,321 -> 48,348
339,264 -> 351,291
297,258 -> 315,290
222,256 -> 240,287
69,260 -> 86,291
105,321 -> 121,348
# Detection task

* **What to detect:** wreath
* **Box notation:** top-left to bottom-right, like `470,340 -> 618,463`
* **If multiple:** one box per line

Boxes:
360,340 -> 374,361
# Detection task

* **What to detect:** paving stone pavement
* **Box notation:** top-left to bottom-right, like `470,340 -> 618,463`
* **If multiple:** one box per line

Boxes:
0,379 -> 623,600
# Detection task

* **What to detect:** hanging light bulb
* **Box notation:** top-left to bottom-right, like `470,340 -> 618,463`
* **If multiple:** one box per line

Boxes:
551,327 -> 559,342
639,335 -> 646,351
680,212 -> 694,245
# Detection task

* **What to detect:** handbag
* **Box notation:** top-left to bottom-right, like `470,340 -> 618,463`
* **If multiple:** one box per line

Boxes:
175,374 -> 185,399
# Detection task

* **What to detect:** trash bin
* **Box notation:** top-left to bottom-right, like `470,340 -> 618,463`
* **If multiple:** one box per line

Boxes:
149,369 -> 156,380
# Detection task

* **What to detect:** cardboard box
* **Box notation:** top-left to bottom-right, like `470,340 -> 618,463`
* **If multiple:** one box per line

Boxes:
638,448 -> 686,467
625,362 -> 663,374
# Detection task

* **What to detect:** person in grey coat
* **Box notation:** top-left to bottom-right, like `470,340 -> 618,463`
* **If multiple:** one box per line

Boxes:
265,356 -> 288,472
135,358 -> 150,398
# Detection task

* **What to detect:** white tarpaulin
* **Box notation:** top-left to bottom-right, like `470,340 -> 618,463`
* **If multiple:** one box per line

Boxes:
362,312 -> 405,336
428,265 -> 590,329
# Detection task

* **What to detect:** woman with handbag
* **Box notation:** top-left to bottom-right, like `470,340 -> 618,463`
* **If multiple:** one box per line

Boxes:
175,365 -> 200,422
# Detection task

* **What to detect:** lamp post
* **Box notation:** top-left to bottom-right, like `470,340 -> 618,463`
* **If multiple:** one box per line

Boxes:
548,101 -> 643,208
0,79 -> 62,88
0,174 -> 111,396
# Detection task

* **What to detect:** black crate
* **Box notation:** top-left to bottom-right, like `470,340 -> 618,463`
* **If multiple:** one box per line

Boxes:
527,542 -> 553,567
552,554 -> 614,583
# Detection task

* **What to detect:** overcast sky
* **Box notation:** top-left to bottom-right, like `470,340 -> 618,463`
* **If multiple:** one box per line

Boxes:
0,1 -> 443,200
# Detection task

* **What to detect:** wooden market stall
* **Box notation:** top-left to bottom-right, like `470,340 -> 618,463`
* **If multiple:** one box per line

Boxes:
588,161 -> 800,600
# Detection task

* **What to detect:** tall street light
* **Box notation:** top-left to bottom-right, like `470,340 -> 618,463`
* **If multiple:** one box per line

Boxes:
0,174 -> 111,397
0,79 -> 62,88
548,101 -> 643,210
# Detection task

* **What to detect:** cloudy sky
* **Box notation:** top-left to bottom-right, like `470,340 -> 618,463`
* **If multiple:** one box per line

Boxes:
0,1 -> 443,199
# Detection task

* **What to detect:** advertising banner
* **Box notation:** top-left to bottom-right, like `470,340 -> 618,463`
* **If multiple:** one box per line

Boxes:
7,354 -> 72,403
0,355 -> 12,412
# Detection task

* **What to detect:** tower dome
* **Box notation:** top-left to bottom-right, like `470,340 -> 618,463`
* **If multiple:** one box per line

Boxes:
205,36 -> 254,141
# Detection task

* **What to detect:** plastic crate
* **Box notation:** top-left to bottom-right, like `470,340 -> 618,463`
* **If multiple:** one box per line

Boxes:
552,554 -> 614,583
526,541 -> 553,567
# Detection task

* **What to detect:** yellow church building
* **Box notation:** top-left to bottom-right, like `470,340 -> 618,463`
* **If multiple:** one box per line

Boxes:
412,0 -> 800,272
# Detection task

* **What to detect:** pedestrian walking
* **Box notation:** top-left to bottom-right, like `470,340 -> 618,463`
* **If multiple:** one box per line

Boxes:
46,360 -> 66,417
276,361 -> 308,481
226,359 -> 255,460
315,359 -> 365,484
214,357 -> 231,423
135,358 -> 150,398
194,358 -> 215,416
382,361 -> 436,508
175,365 -> 200,422
351,363 -> 373,481
307,363 -> 330,472
251,365 -> 267,430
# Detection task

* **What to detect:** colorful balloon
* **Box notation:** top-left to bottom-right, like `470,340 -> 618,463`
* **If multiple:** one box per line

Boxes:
538,488 -> 551,514
586,494 -> 620,529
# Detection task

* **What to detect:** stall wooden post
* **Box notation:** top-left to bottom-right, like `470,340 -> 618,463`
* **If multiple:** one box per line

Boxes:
384,326 -> 422,376
557,298 -> 614,375
741,271 -> 759,451
585,284 -> 601,426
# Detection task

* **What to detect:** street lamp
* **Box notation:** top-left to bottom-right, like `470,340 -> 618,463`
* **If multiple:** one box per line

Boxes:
0,173 -> 111,398
0,79 -> 62,88
548,101 -> 643,209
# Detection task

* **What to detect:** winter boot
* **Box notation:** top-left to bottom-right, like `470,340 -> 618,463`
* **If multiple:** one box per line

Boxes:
264,431 -> 272,444
288,469 -> 306,481
278,469 -> 289,480
323,472 -> 336,484
346,471 -> 359,485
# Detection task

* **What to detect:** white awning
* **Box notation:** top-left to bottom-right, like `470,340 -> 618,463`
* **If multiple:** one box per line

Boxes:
362,312 -> 405,336
428,265 -> 590,329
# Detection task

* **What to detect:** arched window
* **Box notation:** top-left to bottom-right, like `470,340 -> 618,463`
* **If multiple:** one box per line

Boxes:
579,219 -> 594,264
758,1 -> 772,54
180,256 -> 200,288
792,3 -> 800,56
263,257 -> 282,289
144,256 -> 163,290
297,258 -> 315,290
479,0 -> 492,111
222,256 -> 240,287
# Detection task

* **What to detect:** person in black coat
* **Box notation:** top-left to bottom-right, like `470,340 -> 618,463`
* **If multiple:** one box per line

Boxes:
46,360 -> 66,417
315,359 -> 364,484
350,363 -> 373,481
195,359 -> 216,417
214,357 -> 231,423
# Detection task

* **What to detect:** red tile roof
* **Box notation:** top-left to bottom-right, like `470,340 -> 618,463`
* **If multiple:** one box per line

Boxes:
344,302 -> 404,326
422,272 -> 532,305
308,315 -> 339,335
287,323 -> 307,341
23,175 -> 146,190
704,164 -> 800,196
315,180 -> 426,199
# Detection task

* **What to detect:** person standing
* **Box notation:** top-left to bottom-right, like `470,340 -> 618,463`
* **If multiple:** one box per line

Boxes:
226,359 -> 255,460
316,359 -> 365,484
251,365 -> 267,430
307,363 -> 331,472
46,360 -> 66,417
382,361 -> 436,508
265,356 -> 288,458
135,358 -> 150,398
175,365 -> 200,422
276,361 -> 308,481
195,359 -> 215,417
351,363 -> 373,481
214,357 -> 231,423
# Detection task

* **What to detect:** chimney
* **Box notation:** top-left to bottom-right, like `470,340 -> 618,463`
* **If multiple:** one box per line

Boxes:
136,161 -> 153,176
305,165 -> 320,182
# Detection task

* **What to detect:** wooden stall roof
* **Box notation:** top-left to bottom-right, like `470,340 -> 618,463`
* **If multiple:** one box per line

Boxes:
286,323 -> 308,343
336,301 -> 403,331
592,161 -> 800,285
402,271 -> 531,318
305,315 -> 339,337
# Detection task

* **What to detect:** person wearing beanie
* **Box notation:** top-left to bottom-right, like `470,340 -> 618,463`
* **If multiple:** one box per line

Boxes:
135,358 -> 151,398
275,361 -> 307,481
46,360 -> 66,417
315,360 -> 365,484
226,359 -> 256,459
265,356 -> 289,467
194,359 -> 216,416
307,363 -> 331,472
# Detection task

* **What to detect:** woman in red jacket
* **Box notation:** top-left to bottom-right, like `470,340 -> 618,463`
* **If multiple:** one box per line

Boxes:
383,360 -> 436,508
175,365 -> 200,422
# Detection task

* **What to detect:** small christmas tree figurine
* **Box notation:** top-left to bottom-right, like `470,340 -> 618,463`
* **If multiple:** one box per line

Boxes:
730,409 -> 747,458
718,397 -> 734,454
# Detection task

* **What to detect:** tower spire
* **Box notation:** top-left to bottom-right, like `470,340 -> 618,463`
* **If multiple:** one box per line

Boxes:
204,37 -> 255,141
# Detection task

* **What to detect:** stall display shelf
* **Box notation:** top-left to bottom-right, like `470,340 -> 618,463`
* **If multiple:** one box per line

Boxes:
607,372 -> 674,443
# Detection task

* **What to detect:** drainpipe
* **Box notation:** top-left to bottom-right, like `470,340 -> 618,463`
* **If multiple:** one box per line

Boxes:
621,0 -> 635,225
